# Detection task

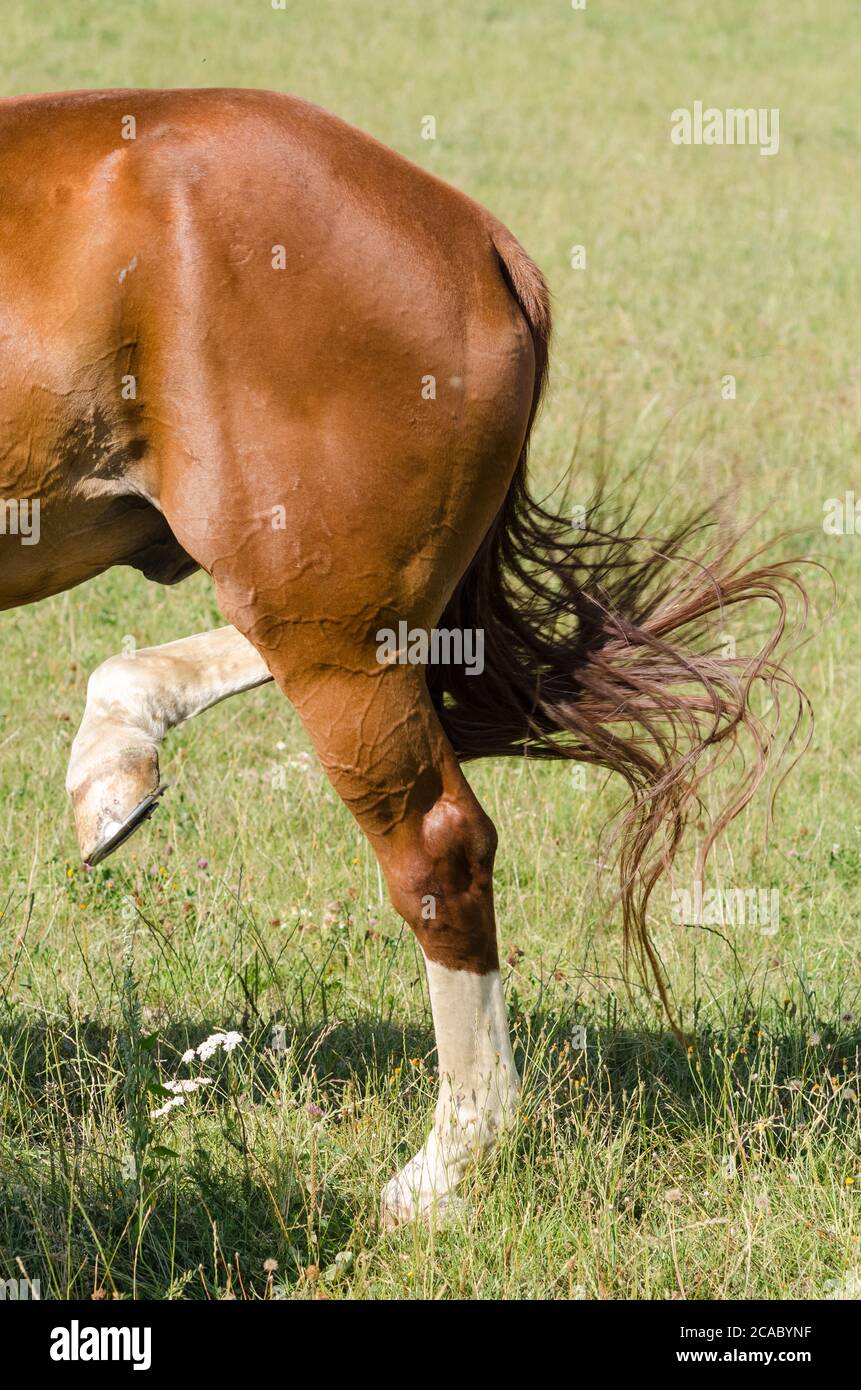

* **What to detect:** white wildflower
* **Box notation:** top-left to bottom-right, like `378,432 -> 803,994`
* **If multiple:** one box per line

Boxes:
197,1032 -> 227,1060
163,1077 -> 213,1095
150,1095 -> 185,1120
194,1029 -> 244,1061
181,1048 -> 197,1064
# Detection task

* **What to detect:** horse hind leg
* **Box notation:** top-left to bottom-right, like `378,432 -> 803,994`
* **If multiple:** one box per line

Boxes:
268,655 -> 520,1225
67,626 -> 271,862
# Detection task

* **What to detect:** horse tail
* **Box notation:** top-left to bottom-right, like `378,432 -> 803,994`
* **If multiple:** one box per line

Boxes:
427,222 -> 810,1023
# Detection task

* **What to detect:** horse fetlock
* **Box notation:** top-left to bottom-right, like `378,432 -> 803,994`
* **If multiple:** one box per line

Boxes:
380,1067 -> 519,1228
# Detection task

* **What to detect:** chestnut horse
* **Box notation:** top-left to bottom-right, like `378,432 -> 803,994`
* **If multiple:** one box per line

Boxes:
0,89 -> 802,1224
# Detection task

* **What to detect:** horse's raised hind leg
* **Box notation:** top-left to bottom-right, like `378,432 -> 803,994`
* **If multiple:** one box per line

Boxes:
277,658 -> 520,1226
67,626 -> 271,862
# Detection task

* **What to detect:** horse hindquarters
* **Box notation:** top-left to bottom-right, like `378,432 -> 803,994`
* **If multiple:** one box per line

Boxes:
149,179 -> 537,1222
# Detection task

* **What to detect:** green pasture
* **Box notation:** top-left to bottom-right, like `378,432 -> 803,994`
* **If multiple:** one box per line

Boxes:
0,0 -> 858,1299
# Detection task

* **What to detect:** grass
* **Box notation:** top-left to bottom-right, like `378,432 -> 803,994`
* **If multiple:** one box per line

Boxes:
0,0 -> 859,1299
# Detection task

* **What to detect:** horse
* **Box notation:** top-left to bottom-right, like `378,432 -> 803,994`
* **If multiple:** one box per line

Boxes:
0,87 -> 804,1225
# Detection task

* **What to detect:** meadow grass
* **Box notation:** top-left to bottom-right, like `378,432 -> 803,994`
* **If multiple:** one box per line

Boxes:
0,0 -> 858,1299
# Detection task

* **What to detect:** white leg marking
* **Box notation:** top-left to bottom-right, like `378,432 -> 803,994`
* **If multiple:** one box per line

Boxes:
67,626 -> 271,859
380,961 -> 520,1225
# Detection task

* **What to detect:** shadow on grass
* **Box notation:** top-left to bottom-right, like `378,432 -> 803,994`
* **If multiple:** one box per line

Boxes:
0,1004 -> 858,1298
1,1001 -> 858,1137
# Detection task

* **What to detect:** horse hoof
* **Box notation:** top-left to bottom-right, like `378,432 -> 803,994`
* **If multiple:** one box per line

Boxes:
379,1177 -> 452,1230
69,746 -> 165,864
84,785 -> 168,865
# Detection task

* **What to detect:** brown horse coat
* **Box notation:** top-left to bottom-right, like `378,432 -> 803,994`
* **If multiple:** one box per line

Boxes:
0,89 -> 803,1221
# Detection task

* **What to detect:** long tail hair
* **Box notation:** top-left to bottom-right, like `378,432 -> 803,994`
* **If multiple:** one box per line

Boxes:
427,223 -> 810,1022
